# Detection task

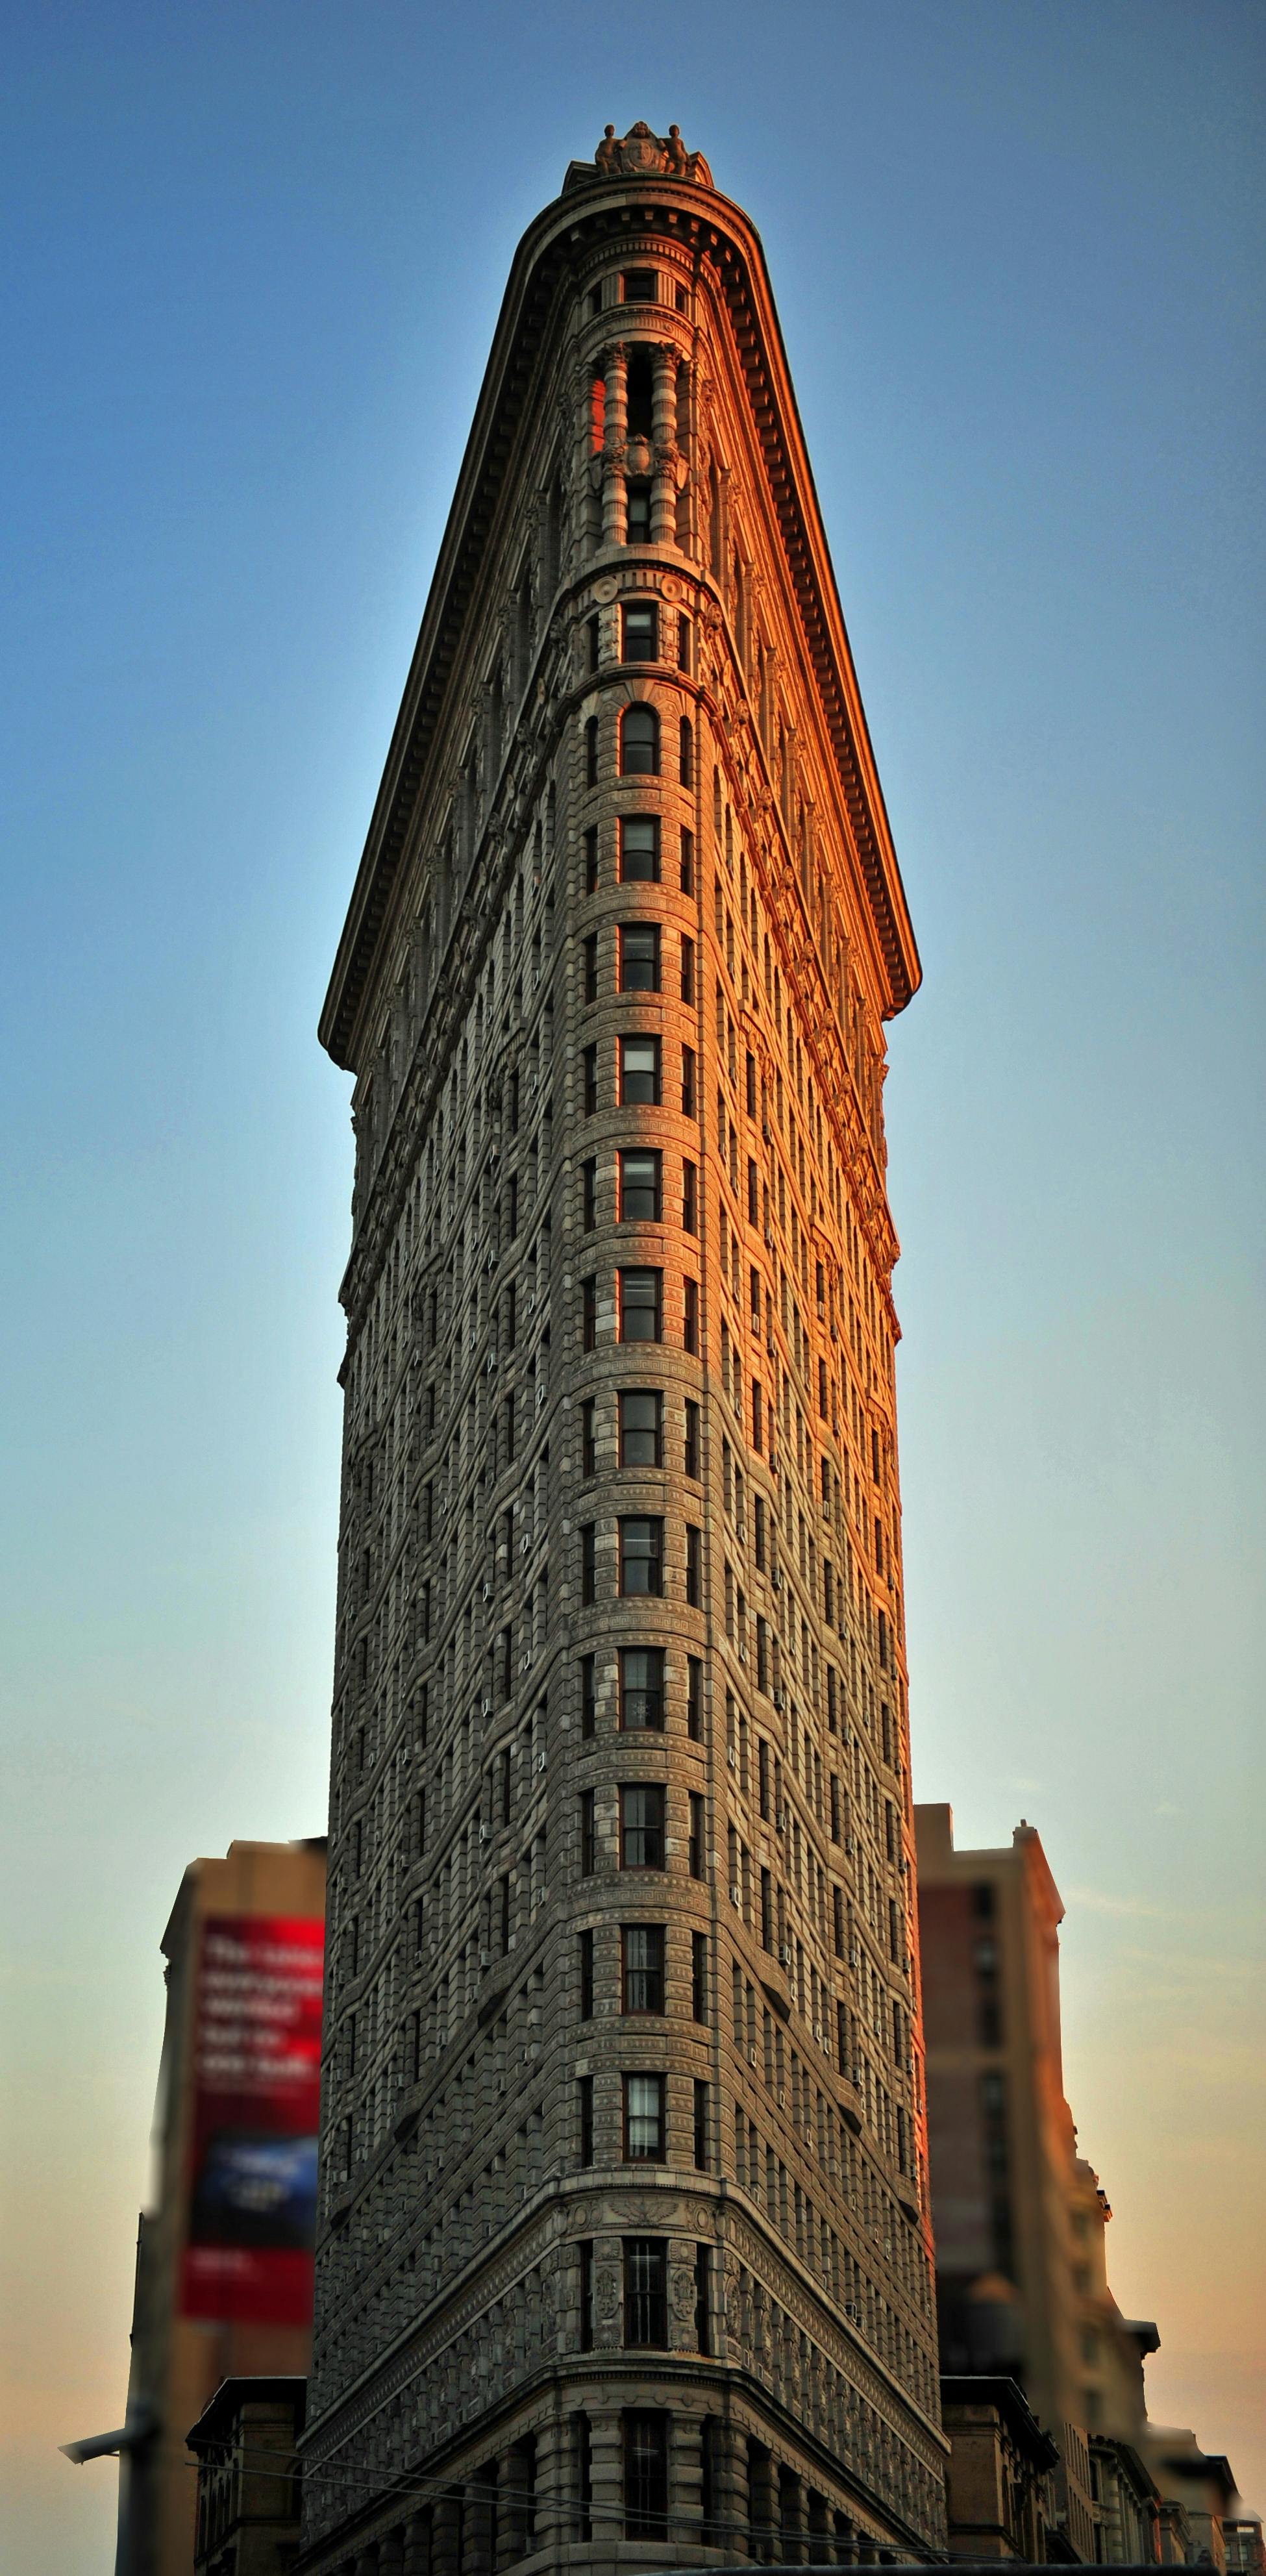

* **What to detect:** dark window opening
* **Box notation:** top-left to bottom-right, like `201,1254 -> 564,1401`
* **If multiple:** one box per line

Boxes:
621,1923 -> 665,2014
620,1645 -> 664,1730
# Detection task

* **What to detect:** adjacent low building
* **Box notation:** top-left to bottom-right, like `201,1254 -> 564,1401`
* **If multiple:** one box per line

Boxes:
188,2376 -> 306,2576
62,1837 -> 325,2576
917,1805 -> 1258,2569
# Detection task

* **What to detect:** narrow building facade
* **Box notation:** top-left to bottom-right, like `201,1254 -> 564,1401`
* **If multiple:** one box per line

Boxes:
304,125 -> 943,2574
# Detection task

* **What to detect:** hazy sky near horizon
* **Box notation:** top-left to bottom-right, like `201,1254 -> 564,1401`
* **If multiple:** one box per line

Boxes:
1,3 -> 1262,2566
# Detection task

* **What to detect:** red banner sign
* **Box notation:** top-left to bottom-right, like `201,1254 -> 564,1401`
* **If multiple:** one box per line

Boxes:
180,1912 -> 324,2324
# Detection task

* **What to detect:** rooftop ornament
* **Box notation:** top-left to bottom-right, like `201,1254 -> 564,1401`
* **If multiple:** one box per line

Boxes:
564,121 -> 713,190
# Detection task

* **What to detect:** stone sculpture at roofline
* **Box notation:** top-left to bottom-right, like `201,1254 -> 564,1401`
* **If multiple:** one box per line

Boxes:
575,120 -> 713,187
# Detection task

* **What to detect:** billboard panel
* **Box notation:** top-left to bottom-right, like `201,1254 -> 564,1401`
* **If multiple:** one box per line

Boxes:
180,1912 -> 324,2323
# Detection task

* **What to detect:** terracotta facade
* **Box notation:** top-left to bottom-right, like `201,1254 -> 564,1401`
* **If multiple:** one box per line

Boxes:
303,129 -> 943,2573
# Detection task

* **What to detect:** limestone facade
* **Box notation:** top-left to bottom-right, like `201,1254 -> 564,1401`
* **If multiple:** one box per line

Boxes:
303,126 -> 943,2573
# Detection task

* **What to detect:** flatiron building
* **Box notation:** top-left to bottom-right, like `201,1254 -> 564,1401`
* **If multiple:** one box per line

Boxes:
303,122 -> 945,2575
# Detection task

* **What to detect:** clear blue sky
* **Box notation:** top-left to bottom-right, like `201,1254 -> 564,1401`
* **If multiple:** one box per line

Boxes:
1,4 -> 1261,2565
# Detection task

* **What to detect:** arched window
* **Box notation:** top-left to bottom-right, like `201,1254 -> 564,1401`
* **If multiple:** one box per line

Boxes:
679,717 -> 694,790
621,704 -> 659,777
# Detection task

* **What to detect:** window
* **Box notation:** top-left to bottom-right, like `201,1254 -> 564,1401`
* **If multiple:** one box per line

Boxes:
580,1789 -> 596,1875
620,705 -> 659,775
622,1924 -> 665,2013
622,601 -> 657,661
582,932 -> 598,1003
694,2237 -> 711,2344
682,1158 -> 698,1233
689,1790 -> 705,1879
623,2240 -> 667,2349
619,1516 -> 663,1595
687,1655 -> 702,1740
587,610 -> 600,668
686,1523 -> 702,1605
677,610 -> 692,668
625,481 -> 651,541
582,1044 -> 598,1115
581,1397 -> 596,1478
581,1275 -> 597,1351
618,1150 -> 662,1222
622,269 -> 656,304
578,2073 -> 594,2165
622,2081 -> 666,2162
619,921 -> 659,991
620,1784 -> 665,1869
580,1523 -> 596,1605
618,1389 -> 662,1467
748,1158 -> 759,1224
584,825 -> 599,894
623,2413 -> 668,2540
760,1866 -> 773,1949
684,1398 -> 701,1479
580,1653 -> 596,1739
582,1157 -> 596,1231
684,1277 -> 699,1353
619,814 -> 659,881
620,1645 -> 665,1729
691,1929 -> 708,2021
573,2410 -> 593,2534
619,1034 -> 660,1104
579,1929 -> 595,2020
584,715 -> 599,786
681,1045 -> 697,1117
580,2240 -> 595,2349
679,715 -> 694,787
678,937 -> 697,1012
680,827 -> 695,895
619,1266 -> 662,1341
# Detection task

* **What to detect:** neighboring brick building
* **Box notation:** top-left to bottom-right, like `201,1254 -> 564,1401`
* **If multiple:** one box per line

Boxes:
188,2377 -> 306,2576
303,122 -> 945,2573
62,1838 -> 325,2576
937,2374 -> 1058,2561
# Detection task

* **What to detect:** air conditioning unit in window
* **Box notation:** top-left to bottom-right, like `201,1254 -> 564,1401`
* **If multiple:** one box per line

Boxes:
748,2046 -> 758,2067
814,2025 -> 825,2047
775,1807 -> 788,1833
844,2301 -> 860,2324
778,1944 -> 792,1968
849,1946 -> 860,1968
480,1947 -> 492,1968
776,2087 -> 786,2109
481,1695 -> 491,1717
726,1747 -> 738,1769
520,1534 -> 530,1555
527,1293 -> 536,1313
729,1884 -> 741,1908
478,1823 -> 491,1844
536,1749 -> 547,1771
773,1687 -> 786,1711
536,1386 -> 546,1408
482,1582 -> 492,1602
